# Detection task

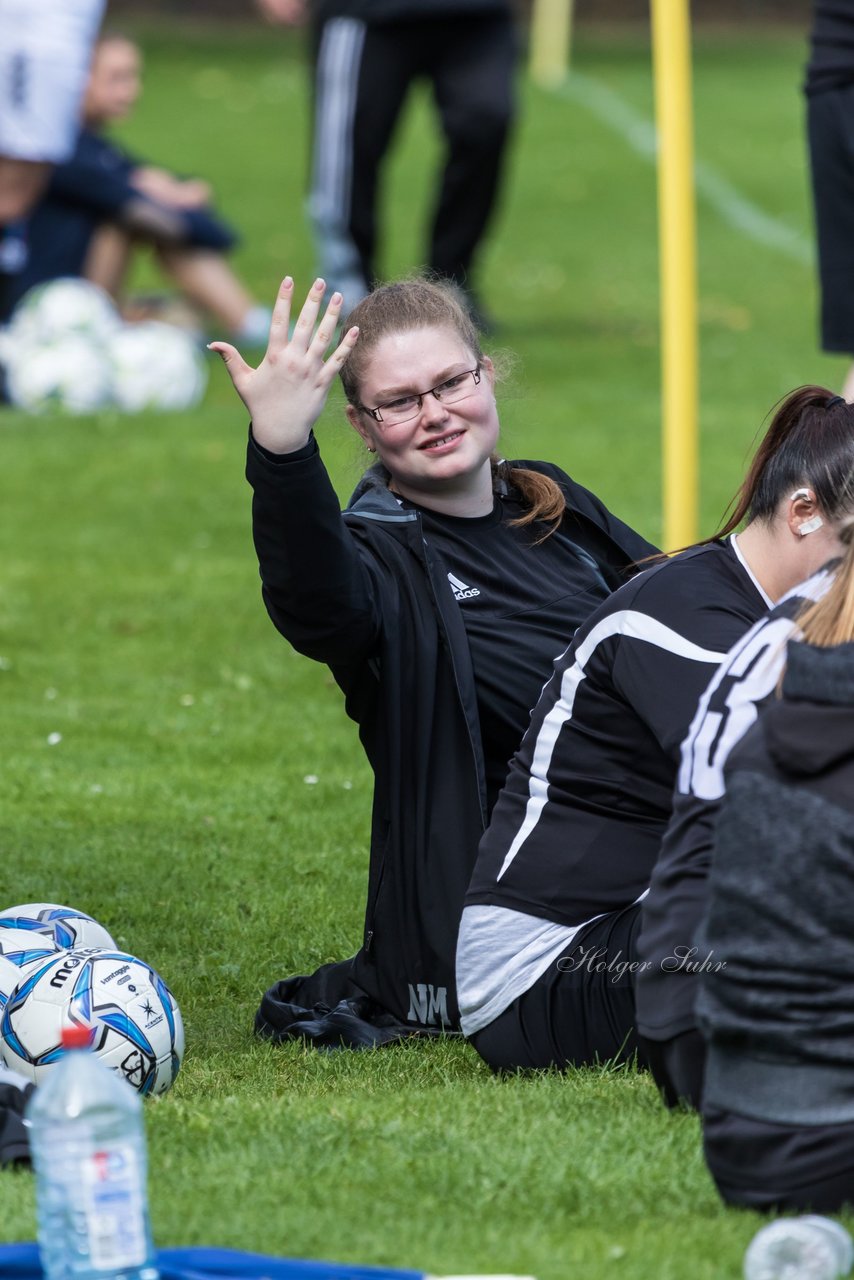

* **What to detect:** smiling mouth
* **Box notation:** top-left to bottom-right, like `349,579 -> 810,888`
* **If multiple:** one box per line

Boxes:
420,430 -> 465,450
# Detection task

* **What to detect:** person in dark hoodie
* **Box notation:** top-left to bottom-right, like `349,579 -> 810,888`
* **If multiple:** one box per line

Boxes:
210,274 -> 656,1047
696,511 -> 854,1212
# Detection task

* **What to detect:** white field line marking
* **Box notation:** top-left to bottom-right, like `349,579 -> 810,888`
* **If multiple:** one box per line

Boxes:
556,71 -> 813,267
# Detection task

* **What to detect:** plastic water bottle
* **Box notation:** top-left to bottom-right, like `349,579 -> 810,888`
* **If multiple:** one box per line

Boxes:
744,1215 -> 854,1280
26,1024 -> 159,1280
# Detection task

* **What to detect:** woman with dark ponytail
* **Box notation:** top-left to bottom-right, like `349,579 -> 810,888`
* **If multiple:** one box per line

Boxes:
211,276 -> 656,1045
696,515 -> 854,1212
458,386 -> 853,1073
636,387 -> 854,1109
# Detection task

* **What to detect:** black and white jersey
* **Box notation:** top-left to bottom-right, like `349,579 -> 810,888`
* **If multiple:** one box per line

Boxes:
457,538 -> 770,1037
635,563 -> 836,1042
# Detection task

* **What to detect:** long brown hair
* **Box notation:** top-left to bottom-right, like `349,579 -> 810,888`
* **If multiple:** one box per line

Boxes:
340,279 -> 566,538
797,517 -> 854,647
711,385 -> 854,543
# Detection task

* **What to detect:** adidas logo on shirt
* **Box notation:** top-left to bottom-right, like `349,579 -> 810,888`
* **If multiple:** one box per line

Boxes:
448,572 -> 481,601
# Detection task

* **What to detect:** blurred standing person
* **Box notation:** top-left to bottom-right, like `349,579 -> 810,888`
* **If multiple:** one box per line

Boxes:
805,0 -> 854,400
256,0 -> 516,323
0,0 -> 105,308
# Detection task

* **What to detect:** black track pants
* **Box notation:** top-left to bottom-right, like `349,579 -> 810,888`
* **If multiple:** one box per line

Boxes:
308,12 -> 516,299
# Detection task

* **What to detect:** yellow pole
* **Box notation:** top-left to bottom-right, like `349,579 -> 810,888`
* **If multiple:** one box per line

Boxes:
650,0 -> 698,549
529,0 -> 574,88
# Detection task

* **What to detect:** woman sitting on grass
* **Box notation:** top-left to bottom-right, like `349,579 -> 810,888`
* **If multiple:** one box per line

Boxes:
456,386 -> 852,1072
697,509 -> 854,1213
636,389 -> 854,1110
211,275 -> 656,1045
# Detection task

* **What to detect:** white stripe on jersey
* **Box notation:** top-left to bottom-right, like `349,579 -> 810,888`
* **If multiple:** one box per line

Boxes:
496,609 -> 728,881
677,565 -> 834,801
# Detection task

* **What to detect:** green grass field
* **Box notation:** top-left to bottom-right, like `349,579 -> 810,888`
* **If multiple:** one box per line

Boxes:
1,18 -> 851,1278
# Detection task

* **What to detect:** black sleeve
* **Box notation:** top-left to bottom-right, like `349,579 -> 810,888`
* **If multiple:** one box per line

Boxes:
512,460 -> 659,583
245,432 -> 384,664
47,133 -> 138,216
610,572 -> 753,760
560,472 -> 660,567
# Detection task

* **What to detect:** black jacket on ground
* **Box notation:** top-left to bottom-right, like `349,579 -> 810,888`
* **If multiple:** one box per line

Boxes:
0,1077 -> 33,1167
246,435 -> 656,1032
698,640 -> 854,1126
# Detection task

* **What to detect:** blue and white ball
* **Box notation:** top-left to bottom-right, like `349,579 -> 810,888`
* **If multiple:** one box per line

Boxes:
0,929 -> 63,1014
1,948 -> 184,1095
0,903 -> 116,952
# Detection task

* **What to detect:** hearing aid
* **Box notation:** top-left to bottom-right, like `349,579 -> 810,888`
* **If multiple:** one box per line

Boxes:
790,489 -> 824,535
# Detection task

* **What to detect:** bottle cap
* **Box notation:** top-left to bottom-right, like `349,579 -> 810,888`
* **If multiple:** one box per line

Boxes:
61,1025 -> 93,1050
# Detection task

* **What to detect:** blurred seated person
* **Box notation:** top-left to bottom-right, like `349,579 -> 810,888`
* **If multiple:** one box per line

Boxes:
1,32 -> 271,343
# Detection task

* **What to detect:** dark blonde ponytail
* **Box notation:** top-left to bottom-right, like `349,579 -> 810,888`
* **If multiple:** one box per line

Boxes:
491,459 -> 565,541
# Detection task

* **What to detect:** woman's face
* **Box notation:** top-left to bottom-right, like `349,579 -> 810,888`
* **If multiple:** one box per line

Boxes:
346,325 -> 499,505
83,39 -> 142,126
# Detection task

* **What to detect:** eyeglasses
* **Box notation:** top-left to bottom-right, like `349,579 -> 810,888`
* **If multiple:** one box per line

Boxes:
361,367 -> 482,426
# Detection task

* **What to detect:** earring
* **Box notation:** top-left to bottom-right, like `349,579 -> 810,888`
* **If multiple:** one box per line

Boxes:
798,515 -> 824,536
366,445 -> 376,453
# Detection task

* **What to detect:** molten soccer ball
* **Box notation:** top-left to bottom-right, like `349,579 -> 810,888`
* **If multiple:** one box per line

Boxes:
0,903 -> 116,952
1,948 -> 184,1095
0,929 -> 63,1014
109,321 -> 208,412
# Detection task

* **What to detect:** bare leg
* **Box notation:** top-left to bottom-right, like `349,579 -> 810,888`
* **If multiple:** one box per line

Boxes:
83,222 -> 134,299
155,245 -> 259,333
0,158 -> 51,223
842,361 -> 854,404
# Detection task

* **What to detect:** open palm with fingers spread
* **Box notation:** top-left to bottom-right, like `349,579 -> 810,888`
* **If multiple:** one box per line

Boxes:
209,276 -> 359,454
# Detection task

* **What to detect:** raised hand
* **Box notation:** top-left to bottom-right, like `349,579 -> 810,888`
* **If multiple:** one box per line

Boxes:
208,277 -> 359,455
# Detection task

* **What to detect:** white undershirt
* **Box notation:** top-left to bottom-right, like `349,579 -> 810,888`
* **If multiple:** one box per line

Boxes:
730,533 -> 775,609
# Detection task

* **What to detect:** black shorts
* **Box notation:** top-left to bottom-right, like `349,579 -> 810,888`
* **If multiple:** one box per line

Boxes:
469,903 -> 647,1071
704,1106 -> 854,1213
807,85 -> 854,353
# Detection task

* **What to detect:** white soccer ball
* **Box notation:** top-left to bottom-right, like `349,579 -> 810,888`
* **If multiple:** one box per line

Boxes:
5,332 -> 114,415
6,278 -> 121,351
1,947 -> 184,1095
109,321 -> 208,412
0,904 -> 116,953
0,929 -> 64,1015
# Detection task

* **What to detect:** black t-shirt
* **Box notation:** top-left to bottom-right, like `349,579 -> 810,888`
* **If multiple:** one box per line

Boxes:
415,496 -> 611,811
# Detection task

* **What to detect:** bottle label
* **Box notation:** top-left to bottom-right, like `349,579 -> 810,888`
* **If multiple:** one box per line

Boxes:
82,1144 -> 148,1270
